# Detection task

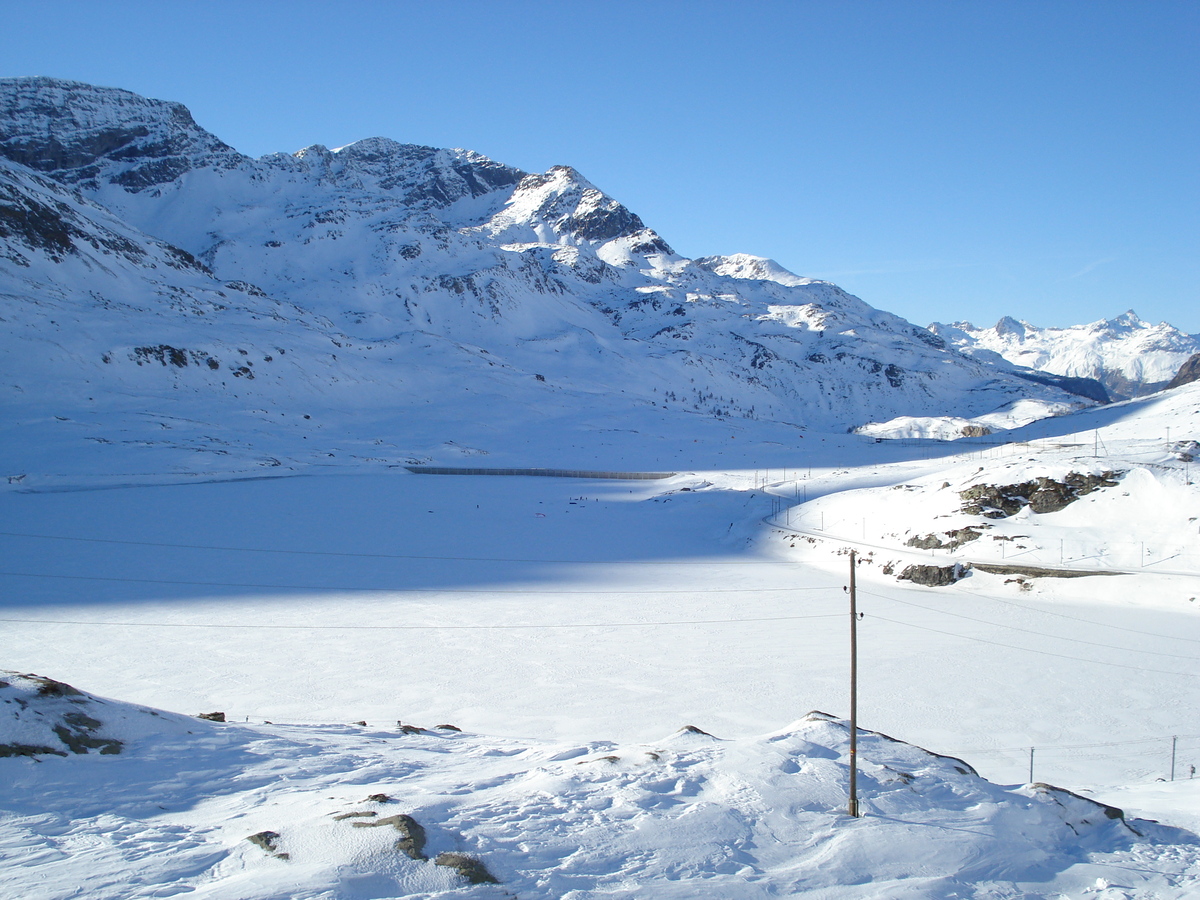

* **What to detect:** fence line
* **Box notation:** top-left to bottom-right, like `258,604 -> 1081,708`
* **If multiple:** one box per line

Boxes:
946,734 -> 1200,785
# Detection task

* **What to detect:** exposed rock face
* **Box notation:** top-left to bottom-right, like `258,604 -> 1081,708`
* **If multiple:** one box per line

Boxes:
324,137 -> 524,206
1009,369 -> 1111,404
499,165 -> 670,248
247,831 -> 289,859
960,472 -> 1121,518
1167,353 -> 1200,390
353,814 -> 427,860
0,672 -> 123,756
906,527 -> 985,551
0,161 -> 184,266
898,563 -> 969,586
0,75 -> 1103,449
0,76 -> 241,190
435,852 -> 499,884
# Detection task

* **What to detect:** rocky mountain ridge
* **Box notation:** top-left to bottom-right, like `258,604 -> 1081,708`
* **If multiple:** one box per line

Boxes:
930,311 -> 1200,401
0,77 -> 1105,482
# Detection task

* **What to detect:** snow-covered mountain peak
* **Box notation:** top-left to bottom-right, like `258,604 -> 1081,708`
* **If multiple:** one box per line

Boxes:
1108,309 -> 1142,330
930,311 -> 1200,400
0,76 -> 242,191
994,315 -> 1027,339
0,76 -> 1109,458
485,163 -> 673,257
292,143 -> 334,163
326,137 -> 525,206
694,253 -> 816,288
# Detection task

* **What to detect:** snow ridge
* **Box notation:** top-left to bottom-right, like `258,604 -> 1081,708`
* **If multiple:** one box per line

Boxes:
931,311 -> 1200,401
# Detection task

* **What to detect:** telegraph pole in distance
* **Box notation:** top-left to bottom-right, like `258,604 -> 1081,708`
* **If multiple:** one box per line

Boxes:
848,550 -> 860,818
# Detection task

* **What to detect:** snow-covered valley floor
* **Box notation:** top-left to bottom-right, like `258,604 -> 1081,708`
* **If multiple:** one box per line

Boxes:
3,391 -> 1199,898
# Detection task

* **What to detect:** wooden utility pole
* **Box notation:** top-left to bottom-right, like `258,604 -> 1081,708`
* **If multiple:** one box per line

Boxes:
848,550 -> 860,818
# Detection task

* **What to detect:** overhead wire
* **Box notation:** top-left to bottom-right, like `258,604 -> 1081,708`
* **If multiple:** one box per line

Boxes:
945,584 -> 1200,645
3,532 -> 1195,666
0,612 -> 842,631
868,613 -> 1200,678
859,588 -> 1200,661
0,530 -> 807,566
0,569 -> 833,594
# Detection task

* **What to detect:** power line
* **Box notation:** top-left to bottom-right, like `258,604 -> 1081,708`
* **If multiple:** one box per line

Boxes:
0,530 -> 806,566
868,613 -> 1200,678
946,586 -> 1200,645
0,569 -> 832,594
0,612 -> 843,631
860,589 -> 1200,662
953,733 -> 1200,755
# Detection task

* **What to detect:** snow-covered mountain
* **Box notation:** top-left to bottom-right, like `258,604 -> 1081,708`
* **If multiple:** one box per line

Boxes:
930,311 -> 1200,401
0,77 -> 1095,484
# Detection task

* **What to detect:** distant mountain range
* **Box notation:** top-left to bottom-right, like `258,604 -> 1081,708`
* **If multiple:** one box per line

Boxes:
1,77 -> 1186,478
929,312 -> 1200,402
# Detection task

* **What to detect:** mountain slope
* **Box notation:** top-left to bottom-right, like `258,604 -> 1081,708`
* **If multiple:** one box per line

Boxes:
930,311 -> 1200,401
0,78 -> 1092,486
1167,352 -> 1200,390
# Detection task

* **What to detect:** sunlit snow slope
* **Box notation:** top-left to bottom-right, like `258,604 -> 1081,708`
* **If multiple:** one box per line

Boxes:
0,77 -> 1094,490
4,673 -> 1197,900
931,312 -> 1200,401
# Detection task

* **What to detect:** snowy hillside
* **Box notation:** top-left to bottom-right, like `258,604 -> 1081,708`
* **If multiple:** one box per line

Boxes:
930,311 -> 1200,401
4,673 -> 1196,899
0,77 -> 1096,491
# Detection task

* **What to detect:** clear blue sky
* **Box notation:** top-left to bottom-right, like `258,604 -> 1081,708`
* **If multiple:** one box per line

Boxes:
4,0 -> 1197,332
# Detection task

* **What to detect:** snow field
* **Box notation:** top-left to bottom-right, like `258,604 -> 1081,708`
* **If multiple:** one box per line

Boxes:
2,453 -> 1197,791
3,399 -> 1199,897
5,679 -> 1196,900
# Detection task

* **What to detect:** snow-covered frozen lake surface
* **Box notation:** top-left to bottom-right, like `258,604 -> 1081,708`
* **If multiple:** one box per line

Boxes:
3,385 -> 1199,898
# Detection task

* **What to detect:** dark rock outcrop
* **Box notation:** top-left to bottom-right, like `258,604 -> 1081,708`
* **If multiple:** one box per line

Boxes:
960,472 -> 1121,518
898,563 -> 969,586
0,76 -> 242,190
353,814 -> 427,860
247,831 -> 289,859
906,527 -> 985,551
435,852 -> 499,884
1167,353 -> 1200,390
0,673 -> 125,756
1011,369 -> 1110,404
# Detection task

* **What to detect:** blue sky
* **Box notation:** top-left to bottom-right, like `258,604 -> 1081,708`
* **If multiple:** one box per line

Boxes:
4,0 -> 1197,332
